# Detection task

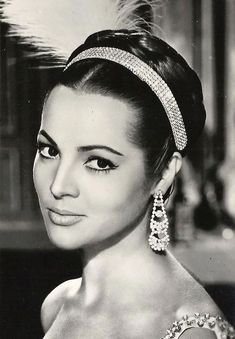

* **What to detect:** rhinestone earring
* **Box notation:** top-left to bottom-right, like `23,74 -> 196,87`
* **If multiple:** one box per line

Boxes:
148,190 -> 170,251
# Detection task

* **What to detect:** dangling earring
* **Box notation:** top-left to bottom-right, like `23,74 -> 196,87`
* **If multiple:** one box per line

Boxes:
148,190 -> 170,252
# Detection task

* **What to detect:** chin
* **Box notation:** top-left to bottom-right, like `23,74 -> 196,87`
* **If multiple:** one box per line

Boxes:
44,221 -> 104,250
42,211 -> 87,249
46,228 -> 84,250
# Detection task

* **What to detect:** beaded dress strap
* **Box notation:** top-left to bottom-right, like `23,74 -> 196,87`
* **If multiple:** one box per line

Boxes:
161,313 -> 235,339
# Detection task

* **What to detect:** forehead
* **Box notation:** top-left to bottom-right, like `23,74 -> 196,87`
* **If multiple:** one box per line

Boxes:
42,85 -> 137,147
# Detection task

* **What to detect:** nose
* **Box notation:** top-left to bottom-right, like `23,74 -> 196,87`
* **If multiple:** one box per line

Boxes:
50,160 -> 80,199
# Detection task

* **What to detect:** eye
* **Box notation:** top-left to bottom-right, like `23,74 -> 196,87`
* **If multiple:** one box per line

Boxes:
85,156 -> 117,172
37,142 -> 59,159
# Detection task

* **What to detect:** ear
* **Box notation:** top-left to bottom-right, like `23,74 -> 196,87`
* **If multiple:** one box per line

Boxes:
152,152 -> 182,196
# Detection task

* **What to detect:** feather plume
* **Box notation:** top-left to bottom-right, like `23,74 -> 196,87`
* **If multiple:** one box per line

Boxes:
0,0 -> 162,64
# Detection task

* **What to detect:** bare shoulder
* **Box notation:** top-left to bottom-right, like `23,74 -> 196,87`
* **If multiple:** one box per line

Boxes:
179,327 -> 217,338
41,278 -> 82,333
176,280 -> 222,318
171,255 -> 222,317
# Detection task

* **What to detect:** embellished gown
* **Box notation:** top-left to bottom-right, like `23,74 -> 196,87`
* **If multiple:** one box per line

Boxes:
161,313 -> 235,339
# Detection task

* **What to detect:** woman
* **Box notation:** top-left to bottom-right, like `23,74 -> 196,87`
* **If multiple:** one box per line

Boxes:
32,30 -> 235,338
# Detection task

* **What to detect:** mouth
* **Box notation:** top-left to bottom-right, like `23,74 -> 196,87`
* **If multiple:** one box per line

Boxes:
48,208 -> 85,226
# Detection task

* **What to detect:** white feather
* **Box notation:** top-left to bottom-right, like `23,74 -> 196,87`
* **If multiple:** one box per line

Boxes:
1,0 -> 162,64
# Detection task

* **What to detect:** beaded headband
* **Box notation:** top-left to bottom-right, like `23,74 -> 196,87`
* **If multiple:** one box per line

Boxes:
65,47 -> 188,151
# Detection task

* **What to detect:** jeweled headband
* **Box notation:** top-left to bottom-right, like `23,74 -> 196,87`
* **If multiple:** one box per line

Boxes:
65,47 -> 188,151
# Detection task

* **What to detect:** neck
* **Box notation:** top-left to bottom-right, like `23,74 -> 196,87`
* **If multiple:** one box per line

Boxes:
78,212 -> 169,307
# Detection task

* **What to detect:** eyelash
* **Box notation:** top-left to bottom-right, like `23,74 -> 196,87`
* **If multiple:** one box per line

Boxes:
36,142 -> 118,174
36,142 -> 59,159
84,156 -> 118,174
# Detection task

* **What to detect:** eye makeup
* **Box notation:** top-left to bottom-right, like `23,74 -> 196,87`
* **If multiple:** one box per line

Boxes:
37,141 -> 59,159
84,155 -> 118,174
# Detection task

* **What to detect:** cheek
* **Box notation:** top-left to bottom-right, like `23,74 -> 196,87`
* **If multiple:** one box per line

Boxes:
84,170 -> 150,217
33,155 -> 40,193
33,155 -> 51,202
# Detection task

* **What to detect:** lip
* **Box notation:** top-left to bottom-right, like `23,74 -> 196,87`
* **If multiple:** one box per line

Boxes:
49,207 -> 82,216
48,208 -> 85,226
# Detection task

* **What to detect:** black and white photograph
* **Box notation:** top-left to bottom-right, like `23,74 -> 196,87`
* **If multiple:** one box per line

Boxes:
0,0 -> 235,338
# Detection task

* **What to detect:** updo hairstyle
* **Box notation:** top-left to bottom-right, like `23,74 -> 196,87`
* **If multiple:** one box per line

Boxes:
51,30 -> 206,181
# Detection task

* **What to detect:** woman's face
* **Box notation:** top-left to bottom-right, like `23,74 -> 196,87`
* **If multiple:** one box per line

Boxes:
33,85 -> 152,249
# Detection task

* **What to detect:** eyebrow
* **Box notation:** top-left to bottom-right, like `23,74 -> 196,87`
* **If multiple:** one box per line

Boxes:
38,130 -> 58,148
38,130 -> 123,156
78,145 -> 124,156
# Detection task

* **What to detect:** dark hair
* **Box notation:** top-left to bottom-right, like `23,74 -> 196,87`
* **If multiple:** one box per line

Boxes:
51,30 -> 206,181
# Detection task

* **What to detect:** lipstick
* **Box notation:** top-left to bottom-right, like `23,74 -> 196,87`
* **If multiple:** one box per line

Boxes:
48,208 -> 84,226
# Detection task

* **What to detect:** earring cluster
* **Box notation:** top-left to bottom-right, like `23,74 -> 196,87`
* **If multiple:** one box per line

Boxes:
148,190 -> 170,252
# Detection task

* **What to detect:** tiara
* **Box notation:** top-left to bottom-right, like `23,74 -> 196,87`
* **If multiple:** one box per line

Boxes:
65,47 -> 187,151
